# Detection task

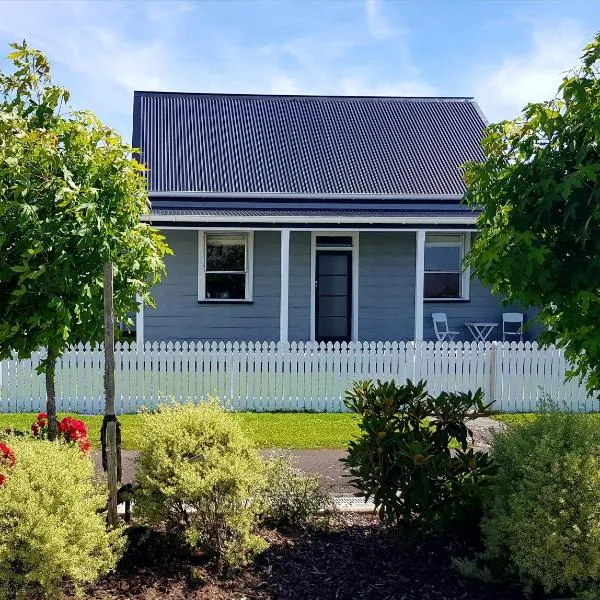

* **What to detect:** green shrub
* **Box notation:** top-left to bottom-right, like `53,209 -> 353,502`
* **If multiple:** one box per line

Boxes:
481,410 -> 600,596
343,379 -> 495,533
0,437 -> 124,600
261,451 -> 334,530
134,400 -> 267,569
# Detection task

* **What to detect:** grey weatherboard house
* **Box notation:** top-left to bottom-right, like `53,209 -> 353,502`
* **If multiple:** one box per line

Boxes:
132,91 -> 524,345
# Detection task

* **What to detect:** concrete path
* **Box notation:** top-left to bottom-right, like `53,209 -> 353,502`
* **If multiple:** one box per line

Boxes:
93,448 -> 355,495
91,418 -> 503,498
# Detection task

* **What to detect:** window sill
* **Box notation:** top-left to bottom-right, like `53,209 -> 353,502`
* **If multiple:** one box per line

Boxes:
198,299 -> 254,305
424,298 -> 470,303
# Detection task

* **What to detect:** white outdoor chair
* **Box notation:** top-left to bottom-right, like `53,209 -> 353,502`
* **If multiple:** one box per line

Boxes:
432,313 -> 460,342
502,312 -> 524,342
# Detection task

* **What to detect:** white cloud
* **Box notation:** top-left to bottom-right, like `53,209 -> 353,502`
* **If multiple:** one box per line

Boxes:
364,0 -> 397,41
0,1 -> 181,113
473,19 -> 588,122
0,0 -> 435,135
339,76 -> 435,97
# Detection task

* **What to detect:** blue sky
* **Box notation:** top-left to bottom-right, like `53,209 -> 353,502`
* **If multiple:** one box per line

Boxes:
0,0 -> 598,140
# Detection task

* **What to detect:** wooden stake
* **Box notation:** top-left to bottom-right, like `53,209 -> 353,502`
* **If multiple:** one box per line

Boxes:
104,262 -> 119,527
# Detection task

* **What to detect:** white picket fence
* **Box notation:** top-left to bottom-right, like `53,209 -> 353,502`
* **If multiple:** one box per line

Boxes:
0,341 -> 596,414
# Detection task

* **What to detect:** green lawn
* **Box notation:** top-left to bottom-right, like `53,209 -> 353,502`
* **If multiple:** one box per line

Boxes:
5,411 -> 598,450
492,413 -> 539,428
0,412 -> 361,450
494,412 -> 600,428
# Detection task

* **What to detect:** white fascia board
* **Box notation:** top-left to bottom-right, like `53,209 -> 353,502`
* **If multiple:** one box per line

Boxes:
148,191 -> 463,201
140,214 -> 477,225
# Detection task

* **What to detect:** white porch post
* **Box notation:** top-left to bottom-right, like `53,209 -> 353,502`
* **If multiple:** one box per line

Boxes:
414,230 -> 425,341
280,229 -> 290,343
135,293 -> 144,348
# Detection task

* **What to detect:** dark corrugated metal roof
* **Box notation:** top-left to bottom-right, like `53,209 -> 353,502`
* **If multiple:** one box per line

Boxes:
149,208 -> 479,218
133,92 -> 486,198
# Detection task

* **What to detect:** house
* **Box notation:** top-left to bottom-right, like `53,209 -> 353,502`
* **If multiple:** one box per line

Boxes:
132,92 -> 526,344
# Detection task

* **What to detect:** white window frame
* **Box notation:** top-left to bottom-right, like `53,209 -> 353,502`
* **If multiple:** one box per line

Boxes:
198,231 -> 254,302
424,233 -> 470,301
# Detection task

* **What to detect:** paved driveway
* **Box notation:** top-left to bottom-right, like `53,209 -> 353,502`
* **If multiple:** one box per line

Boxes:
92,448 -> 355,495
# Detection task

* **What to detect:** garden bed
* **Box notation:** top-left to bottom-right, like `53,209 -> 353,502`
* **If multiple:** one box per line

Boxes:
77,514 -> 523,600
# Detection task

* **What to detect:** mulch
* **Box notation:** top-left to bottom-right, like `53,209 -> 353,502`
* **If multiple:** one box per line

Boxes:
78,514 -> 525,600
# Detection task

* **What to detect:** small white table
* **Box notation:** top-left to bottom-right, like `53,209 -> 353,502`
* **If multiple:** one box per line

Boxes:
466,322 -> 498,342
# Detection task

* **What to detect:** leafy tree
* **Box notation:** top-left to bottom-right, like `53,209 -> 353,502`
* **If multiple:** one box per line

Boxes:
464,33 -> 600,393
0,42 -> 171,438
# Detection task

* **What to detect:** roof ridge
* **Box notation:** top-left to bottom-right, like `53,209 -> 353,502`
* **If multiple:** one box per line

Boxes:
134,90 -> 476,103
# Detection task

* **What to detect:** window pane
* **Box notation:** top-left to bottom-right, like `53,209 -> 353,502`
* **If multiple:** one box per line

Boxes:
205,273 -> 246,300
316,236 -> 353,248
318,296 -> 348,318
425,234 -> 463,245
424,273 -> 461,299
318,275 -> 348,296
318,254 -> 348,276
425,245 -> 461,271
206,237 -> 245,272
318,317 -> 348,338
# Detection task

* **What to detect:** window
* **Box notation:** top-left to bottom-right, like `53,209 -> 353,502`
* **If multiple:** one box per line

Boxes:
198,232 -> 253,301
315,236 -> 353,248
424,234 -> 470,300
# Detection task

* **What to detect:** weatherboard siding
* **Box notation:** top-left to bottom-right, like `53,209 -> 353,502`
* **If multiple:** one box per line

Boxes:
358,232 -> 416,340
145,230 -> 281,341
288,232 -> 311,341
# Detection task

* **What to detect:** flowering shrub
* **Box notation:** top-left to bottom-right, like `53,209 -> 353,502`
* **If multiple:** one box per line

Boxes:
0,442 -> 15,488
134,400 -> 267,569
58,416 -> 91,453
0,437 -> 124,599
30,411 -> 47,437
31,413 -> 91,453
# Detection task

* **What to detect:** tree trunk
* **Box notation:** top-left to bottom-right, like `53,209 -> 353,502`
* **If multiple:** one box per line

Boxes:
45,346 -> 58,441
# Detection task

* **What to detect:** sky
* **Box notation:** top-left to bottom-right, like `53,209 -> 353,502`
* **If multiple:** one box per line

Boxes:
0,0 -> 598,141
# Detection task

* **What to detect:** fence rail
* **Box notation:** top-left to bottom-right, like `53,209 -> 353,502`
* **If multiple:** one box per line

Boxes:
0,341 -> 596,414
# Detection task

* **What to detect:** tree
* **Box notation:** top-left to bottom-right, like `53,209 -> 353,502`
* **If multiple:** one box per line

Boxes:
0,42 -> 171,438
464,33 -> 600,392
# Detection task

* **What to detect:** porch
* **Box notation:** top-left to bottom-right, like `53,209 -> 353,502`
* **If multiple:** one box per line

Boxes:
138,226 -> 531,345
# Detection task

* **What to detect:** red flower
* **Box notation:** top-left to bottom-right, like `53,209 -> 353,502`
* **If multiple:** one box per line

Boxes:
78,438 -> 91,454
31,423 -> 40,436
0,443 -> 15,469
0,473 -> 6,487
58,417 -> 87,441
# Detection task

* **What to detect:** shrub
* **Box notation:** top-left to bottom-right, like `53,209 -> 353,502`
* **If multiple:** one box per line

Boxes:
261,451 -> 334,530
481,410 -> 600,597
343,379 -> 495,533
134,400 -> 267,569
0,437 -> 124,599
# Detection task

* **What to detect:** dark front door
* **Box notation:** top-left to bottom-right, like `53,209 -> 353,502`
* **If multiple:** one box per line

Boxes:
315,251 -> 352,343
